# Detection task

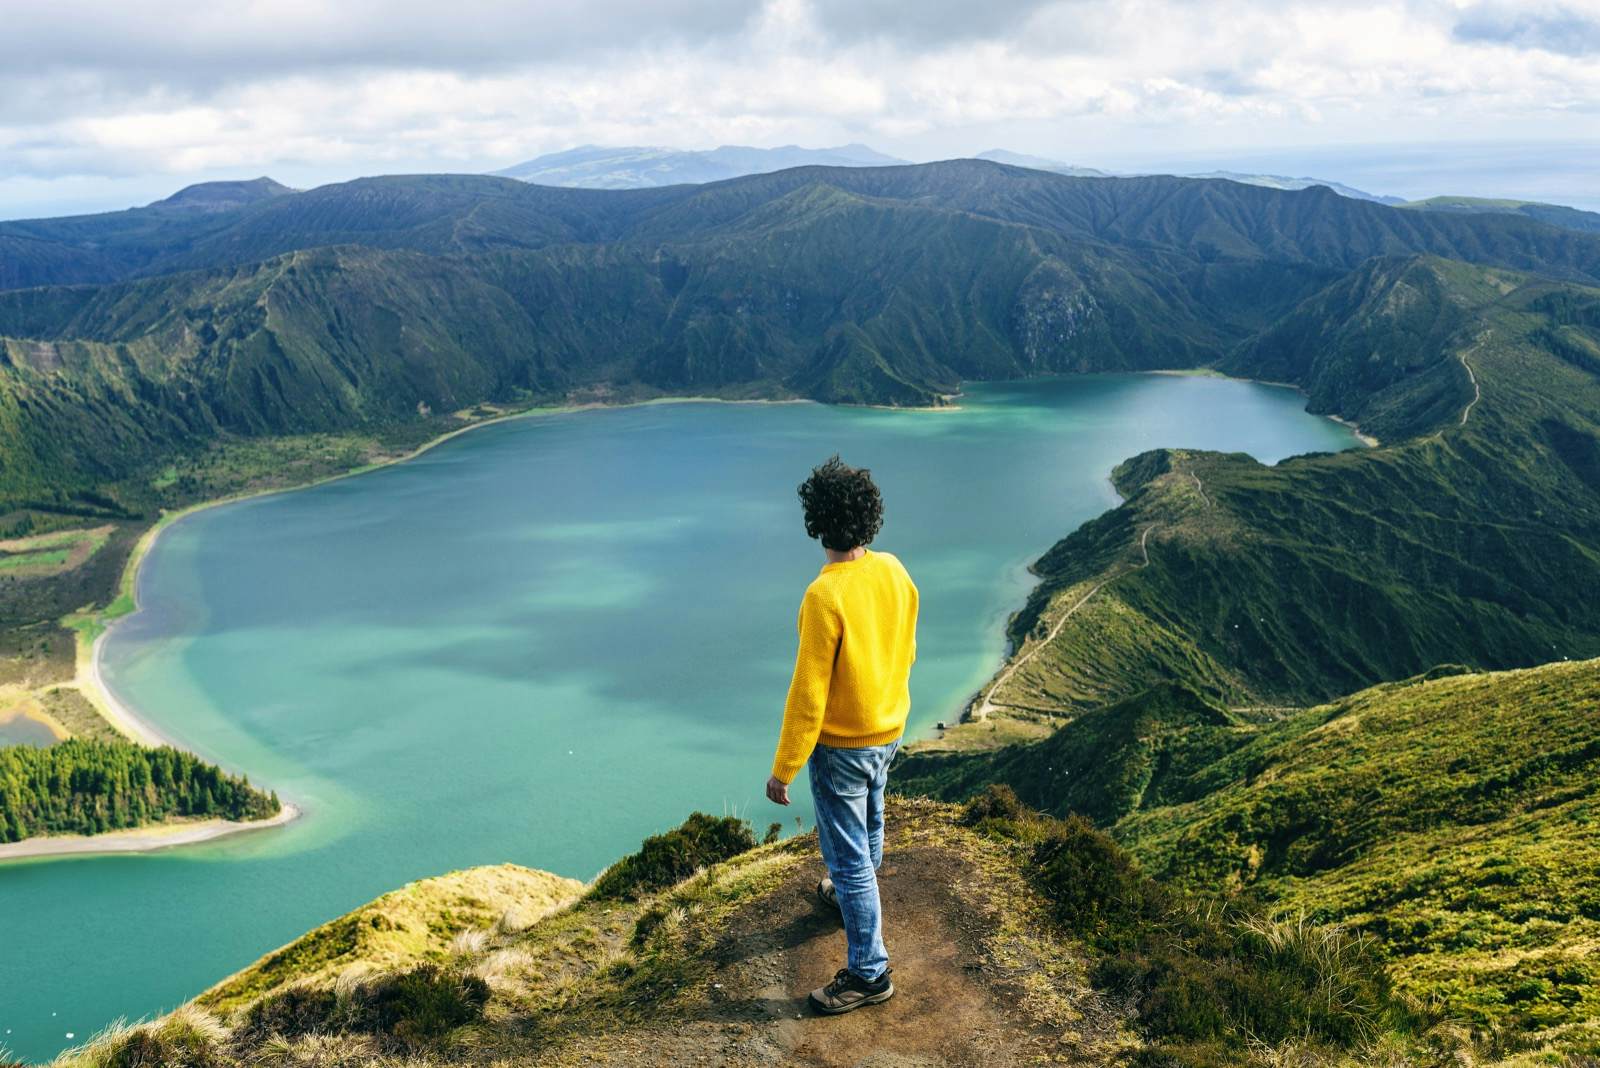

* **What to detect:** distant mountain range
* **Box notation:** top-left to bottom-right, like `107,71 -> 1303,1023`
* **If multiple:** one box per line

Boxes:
492,143 -> 905,188
1183,169 -> 1405,204
972,149 -> 1111,177
973,149 -> 1406,203
492,142 -> 1406,204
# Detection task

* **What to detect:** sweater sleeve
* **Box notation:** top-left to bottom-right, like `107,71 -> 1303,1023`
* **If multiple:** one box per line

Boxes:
770,587 -> 842,784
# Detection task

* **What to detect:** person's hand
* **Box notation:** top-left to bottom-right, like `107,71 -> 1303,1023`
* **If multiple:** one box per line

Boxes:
766,775 -> 791,805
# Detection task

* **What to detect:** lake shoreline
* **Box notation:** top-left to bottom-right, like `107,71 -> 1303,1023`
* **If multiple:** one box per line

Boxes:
44,393 -> 842,859
0,803 -> 301,863
56,376 -> 1363,860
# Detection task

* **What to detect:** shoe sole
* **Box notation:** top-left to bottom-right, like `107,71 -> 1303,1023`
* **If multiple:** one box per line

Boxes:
809,982 -> 894,1015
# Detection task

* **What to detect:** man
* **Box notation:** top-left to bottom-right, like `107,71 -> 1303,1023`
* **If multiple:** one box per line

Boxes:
766,455 -> 919,1016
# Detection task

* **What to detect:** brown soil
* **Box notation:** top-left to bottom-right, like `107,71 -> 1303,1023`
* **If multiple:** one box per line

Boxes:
556,838 -> 1113,1066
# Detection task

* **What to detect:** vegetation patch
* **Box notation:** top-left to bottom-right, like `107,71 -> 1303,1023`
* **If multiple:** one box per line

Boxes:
931,659 -> 1600,1059
238,963 -> 489,1051
56,1006 -> 226,1068
201,863 -> 582,1013
587,811 -> 759,901
962,786 -> 1416,1066
0,738 -> 278,841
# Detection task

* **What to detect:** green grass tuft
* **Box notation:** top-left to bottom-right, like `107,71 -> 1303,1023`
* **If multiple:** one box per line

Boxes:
587,812 -> 758,902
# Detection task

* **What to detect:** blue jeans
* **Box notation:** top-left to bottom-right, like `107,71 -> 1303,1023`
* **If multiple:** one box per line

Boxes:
808,737 -> 900,981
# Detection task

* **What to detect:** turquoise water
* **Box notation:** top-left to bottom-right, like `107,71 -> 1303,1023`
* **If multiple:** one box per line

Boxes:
0,375 -> 1358,1062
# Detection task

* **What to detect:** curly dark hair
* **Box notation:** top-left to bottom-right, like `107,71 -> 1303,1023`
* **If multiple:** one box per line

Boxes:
797,455 -> 884,552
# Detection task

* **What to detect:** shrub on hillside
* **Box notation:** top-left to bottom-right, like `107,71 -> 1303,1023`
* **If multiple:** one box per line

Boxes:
960,782 -> 1030,827
588,812 -> 758,901
355,963 -> 490,1047
1031,814 -> 1164,954
233,982 -> 337,1045
233,964 -> 488,1052
998,795 -> 1407,1062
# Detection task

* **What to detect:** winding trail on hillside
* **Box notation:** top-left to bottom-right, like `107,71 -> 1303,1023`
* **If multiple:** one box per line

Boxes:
971,522 -> 1158,721
1458,349 -> 1481,426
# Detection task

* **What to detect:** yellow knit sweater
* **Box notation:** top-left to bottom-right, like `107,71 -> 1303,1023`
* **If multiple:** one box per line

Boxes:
770,549 -> 919,784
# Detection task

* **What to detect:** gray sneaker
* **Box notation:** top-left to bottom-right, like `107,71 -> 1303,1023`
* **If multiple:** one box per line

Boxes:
817,876 -> 840,911
810,967 -> 894,1015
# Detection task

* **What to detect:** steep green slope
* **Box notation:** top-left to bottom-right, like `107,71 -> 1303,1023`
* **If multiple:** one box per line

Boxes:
958,260 -> 1600,718
0,248 -> 561,503
1221,255 -> 1494,440
0,185 -> 1252,506
629,164 -> 1600,284
902,659 -> 1600,1057
0,174 -> 690,289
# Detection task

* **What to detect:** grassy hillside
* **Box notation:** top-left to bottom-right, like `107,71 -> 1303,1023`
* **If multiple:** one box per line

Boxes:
200,864 -> 585,1015
0,182 -> 1254,506
900,659 -> 1600,1059
48,799 -> 1489,1068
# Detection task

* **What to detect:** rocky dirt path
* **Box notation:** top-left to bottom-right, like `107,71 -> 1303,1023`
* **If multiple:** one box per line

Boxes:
559,816 -> 1117,1067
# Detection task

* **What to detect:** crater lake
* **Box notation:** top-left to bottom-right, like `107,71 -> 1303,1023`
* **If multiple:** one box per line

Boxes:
0,374 -> 1360,1062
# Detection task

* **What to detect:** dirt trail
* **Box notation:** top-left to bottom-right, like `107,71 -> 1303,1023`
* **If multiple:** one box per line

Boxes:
577,842 -> 1098,1066
1458,349 -> 1481,425
971,522 -> 1158,721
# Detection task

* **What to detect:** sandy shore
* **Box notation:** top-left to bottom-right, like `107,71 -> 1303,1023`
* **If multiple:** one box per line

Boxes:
1326,414 -> 1381,448
85,628 -> 185,749
0,803 -> 301,862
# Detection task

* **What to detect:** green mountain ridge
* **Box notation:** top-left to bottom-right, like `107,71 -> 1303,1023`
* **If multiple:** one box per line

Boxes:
5,162 -> 1600,515
900,658 -> 1600,1055
938,257 -> 1600,722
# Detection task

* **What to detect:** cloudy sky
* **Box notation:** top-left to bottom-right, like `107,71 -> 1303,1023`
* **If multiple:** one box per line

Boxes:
4,0 -> 1598,217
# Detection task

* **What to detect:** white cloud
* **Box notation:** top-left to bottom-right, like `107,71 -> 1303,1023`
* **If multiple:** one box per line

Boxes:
0,0 -> 1597,213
